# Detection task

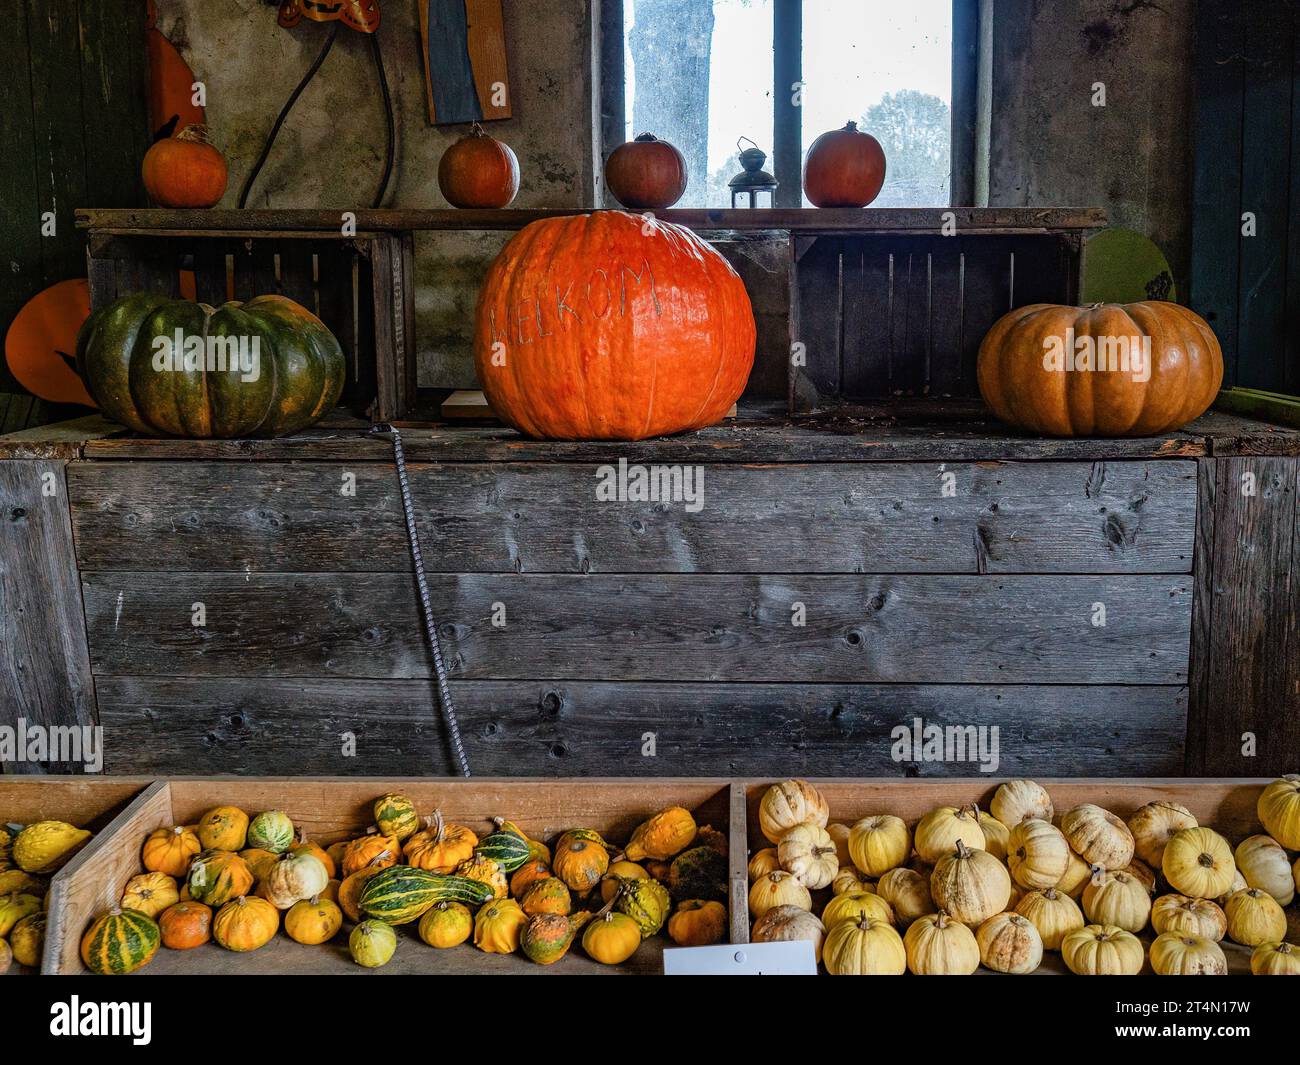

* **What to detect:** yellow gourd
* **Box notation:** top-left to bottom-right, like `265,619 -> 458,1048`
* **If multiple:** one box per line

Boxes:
1150,931 -> 1227,975
1060,804 -> 1134,870
623,806 -> 697,861
1162,827 -> 1236,899
823,914 -> 906,975
990,779 -> 1054,828
1081,868 -> 1151,933
1151,894 -> 1226,941
826,823 -> 852,867
212,895 -> 279,952
875,867 -> 935,926
284,896 -> 342,945
1007,818 -> 1069,890
239,847 -> 279,881
748,848 -> 780,882
600,860 -> 647,903
474,898 -> 529,953
1258,774 -> 1300,849
0,869 -> 44,896
196,806 -> 249,852
976,911 -> 1043,974
930,839 -> 1010,926
1127,801 -> 1196,868
977,813 -> 1009,862
1250,940 -> 1300,976
758,780 -> 829,843
831,865 -> 869,896
904,910 -> 980,975
777,822 -> 838,889
847,815 -> 910,877
1223,887 -> 1287,947
1061,924 -> 1144,975
0,892 -> 42,936
9,912 -> 46,968
913,805 -> 985,864
582,910 -> 642,964
1057,848 -> 1092,899
748,870 -> 811,918
1015,887 -> 1084,950
12,820 -> 91,874
120,872 -> 180,918
457,854 -> 509,900
552,836 -> 609,894
419,902 -> 473,948
821,890 -> 893,930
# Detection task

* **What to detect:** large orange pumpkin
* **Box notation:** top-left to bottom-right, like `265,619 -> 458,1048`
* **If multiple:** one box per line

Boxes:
977,301 -> 1223,437
474,211 -> 755,440
803,121 -> 886,208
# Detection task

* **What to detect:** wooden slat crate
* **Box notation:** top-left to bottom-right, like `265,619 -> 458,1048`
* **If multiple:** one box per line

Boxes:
741,778 -> 1288,974
84,231 -> 416,422
45,778 -> 745,975
1,777 -> 151,974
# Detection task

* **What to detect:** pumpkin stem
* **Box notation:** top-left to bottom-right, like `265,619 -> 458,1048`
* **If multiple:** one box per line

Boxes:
954,839 -> 972,860
634,132 -> 660,142
842,120 -> 859,131
935,910 -> 949,929
175,123 -> 216,146
1197,852 -> 1214,868
1043,887 -> 1058,900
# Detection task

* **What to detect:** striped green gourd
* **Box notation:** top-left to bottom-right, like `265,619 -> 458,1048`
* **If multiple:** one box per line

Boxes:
80,907 -> 161,975
246,810 -> 295,854
474,831 -> 531,872
359,866 -> 493,924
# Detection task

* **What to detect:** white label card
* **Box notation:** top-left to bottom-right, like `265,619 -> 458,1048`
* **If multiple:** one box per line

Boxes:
662,940 -> 817,975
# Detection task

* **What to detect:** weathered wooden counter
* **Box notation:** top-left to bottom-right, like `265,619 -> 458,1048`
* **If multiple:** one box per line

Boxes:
3,401 -> 1298,778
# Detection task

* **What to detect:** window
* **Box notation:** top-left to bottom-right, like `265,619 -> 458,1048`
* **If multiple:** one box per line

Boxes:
612,0 -> 960,208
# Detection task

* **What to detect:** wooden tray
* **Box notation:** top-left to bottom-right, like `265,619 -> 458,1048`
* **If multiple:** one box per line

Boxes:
1,777 -> 152,974
740,778 -> 1286,974
46,778 -> 745,975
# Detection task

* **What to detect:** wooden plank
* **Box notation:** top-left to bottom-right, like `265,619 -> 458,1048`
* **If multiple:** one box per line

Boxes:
1189,1 -> 1244,384
1184,457 -> 1217,774
81,572 -> 1193,684
0,415 -> 123,459
791,237 -> 842,405
840,242 -> 893,397
1198,457 -> 1299,774
92,677 -> 1189,777
959,239 -> 1011,389
48,778 -> 734,974
75,207 -> 1110,235
76,0 -> 148,213
0,461 -> 98,772
927,240 -> 965,396
67,459 -> 1197,574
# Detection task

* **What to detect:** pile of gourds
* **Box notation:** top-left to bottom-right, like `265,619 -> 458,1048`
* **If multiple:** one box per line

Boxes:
748,776 -> 1300,976
0,819 -> 92,973
80,795 -> 728,974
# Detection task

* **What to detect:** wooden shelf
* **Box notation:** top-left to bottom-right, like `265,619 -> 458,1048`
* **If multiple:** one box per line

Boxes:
75,206 -> 1107,236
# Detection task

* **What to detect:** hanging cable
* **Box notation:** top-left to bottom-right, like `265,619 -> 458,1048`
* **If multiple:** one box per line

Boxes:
369,31 -> 395,208
370,424 -> 472,777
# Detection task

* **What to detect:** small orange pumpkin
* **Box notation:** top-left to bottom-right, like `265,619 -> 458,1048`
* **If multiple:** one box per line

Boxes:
604,132 -> 688,209
510,859 -> 553,899
802,121 -> 886,208
142,825 -> 202,878
553,835 -> 610,894
212,895 -> 278,952
668,899 -> 728,947
438,123 -> 520,209
142,124 -> 228,208
158,900 -> 212,950
403,810 -> 477,873
341,831 -> 400,878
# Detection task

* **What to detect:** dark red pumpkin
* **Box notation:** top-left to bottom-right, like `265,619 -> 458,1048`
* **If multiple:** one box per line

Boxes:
474,211 -> 754,440
803,121 -> 886,208
438,124 -> 520,209
604,134 -> 688,210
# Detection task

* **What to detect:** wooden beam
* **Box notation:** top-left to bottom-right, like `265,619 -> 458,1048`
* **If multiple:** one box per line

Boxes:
772,0 -> 802,209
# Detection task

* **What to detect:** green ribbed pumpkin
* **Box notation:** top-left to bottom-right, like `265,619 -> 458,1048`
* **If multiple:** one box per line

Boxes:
373,794 -> 420,842
80,907 -> 160,975
76,292 -> 344,438
474,831 -> 532,873
187,849 -> 254,906
615,877 -> 671,938
359,865 -> 494,924
668,845 -> 728,903
246,811 -> 295,854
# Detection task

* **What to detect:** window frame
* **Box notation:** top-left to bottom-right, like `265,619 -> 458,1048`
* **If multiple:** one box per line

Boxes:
599,0 -> 981,209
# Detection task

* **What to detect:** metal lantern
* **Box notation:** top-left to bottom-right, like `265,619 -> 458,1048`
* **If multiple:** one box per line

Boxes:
729,137 -> 778,208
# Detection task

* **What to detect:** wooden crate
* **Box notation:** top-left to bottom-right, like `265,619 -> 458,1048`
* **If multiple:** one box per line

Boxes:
741,778 -> 1287,974
46,778 -> 745,975
84,230 -> 416,422
0,777 -> 151,974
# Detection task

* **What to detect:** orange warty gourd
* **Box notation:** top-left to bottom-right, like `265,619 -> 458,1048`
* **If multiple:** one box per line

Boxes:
474,211 -> 755,440
977,301 -> 1223,437
604,133 -> 689,210
142,125 -> 228,208
438,124 -> 520,209
802,121 -> 887,208
158,900 -> 212,950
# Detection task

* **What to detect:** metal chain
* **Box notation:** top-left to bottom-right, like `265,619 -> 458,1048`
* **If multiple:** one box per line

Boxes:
370,424 -> 471,777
